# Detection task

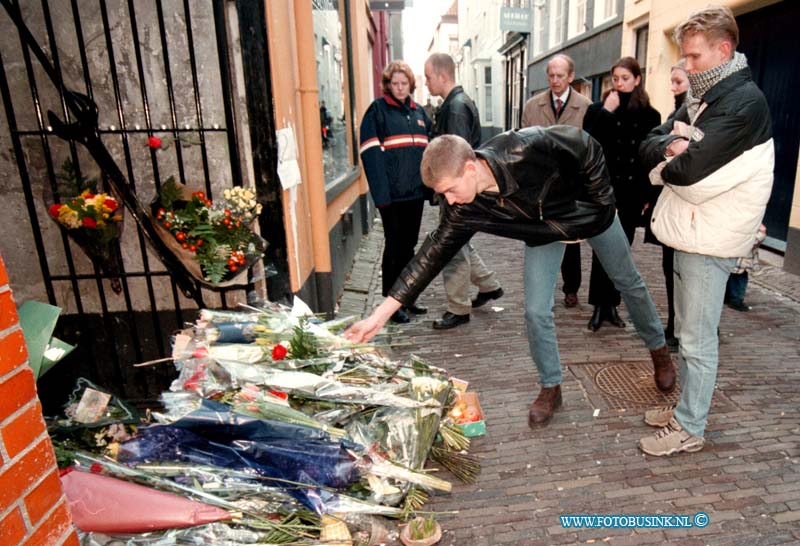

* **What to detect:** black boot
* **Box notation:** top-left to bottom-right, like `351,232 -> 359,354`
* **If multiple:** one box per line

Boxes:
389,308 -> 410,324
588,306 -> 603,331
605,306 -> 626,328
404,303 -> 428,315
432,312 -> 470,330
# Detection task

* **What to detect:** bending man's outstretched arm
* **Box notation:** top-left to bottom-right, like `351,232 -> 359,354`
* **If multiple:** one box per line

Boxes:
344,297 -> 402,343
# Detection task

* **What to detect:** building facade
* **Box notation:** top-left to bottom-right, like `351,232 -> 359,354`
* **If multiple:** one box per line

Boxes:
524,0 -> 626,107
622,0 -> 800,274
457,0 -> 506,140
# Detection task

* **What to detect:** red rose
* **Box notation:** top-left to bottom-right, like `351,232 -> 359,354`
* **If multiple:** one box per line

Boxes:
148,136 -> 163,149
272,344 -> 288,360
104,198 -> 118,211
269,390 -> 288,400
89,463 -> 103,474
49,204 -> 61,218
82,217 -> 97,228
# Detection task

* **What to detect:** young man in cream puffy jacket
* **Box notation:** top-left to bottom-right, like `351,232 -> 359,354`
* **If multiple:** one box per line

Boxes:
638,6 -> 773,457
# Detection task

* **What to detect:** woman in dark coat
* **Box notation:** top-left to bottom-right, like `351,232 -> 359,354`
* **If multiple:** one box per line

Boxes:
583,57 -> 661,332
642,62 -> 689,345
358,60 -> 432,324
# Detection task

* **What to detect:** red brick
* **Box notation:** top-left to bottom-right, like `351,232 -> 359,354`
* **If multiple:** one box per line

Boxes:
0,290 -> 18,331
0,256 -> 8,287
0,367 -> 36,422
59,531 -> 81,546
0,438 -> 56,509
2,401 -> 47,459
24,469 -> 64,525
0,507 -> 26,545
0,328 -> 28,376
24,500 -> 73,546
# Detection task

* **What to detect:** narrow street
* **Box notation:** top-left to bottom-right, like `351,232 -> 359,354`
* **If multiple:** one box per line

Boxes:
340,206 -> 800,546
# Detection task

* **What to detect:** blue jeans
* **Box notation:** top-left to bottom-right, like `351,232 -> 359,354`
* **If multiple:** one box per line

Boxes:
672,251 -> 736,437
524,215 -> 665,387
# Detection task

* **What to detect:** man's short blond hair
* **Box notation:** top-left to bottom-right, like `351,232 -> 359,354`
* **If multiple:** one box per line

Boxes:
421,135 -> 476,187
426,52 -> 456,81
674,6 -> 739,50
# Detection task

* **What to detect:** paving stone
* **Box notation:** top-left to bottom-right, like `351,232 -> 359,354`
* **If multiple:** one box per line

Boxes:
337,209 -> 800,544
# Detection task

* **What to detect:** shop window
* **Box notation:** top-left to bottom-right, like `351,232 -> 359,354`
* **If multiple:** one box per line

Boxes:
593,0 -> 617,27
312,0 -> 357,191
568,0 -> 587,39
549,0 -> 567,47
533,1 -> 546,55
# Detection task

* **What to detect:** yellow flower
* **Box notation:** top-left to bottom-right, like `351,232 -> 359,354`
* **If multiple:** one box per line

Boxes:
58,208 -> 81,228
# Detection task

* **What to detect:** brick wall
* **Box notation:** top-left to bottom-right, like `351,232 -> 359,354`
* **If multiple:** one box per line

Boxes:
0,255 -> 77,545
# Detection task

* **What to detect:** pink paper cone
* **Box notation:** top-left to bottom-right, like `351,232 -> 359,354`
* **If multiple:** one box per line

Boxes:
61,468 -> 231,533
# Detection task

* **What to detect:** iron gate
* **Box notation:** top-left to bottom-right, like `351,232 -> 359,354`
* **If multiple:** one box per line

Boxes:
0,0 -> 285,407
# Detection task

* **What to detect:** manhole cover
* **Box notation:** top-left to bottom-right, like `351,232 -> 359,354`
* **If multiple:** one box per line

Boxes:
593,361 -> 680,409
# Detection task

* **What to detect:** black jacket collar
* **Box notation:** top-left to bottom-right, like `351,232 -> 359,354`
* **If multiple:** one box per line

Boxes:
703,67 -> 752,106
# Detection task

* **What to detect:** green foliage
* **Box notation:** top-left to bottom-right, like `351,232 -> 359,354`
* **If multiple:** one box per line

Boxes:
56,158 -> 98,197
289,319 -> 320,360
407,515 -> 437,540
158,176 -> 183,208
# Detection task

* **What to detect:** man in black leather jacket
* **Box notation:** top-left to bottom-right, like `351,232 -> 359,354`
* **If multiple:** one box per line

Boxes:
346,127 -> 673,428
424,53 -> 503,330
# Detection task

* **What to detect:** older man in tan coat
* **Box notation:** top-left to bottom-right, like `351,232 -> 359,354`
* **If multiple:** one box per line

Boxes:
521,54 -> 591,308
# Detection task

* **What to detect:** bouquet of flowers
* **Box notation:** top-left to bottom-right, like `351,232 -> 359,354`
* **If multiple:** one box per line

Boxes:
48,160 -> 125,293
152,178 -> 267,286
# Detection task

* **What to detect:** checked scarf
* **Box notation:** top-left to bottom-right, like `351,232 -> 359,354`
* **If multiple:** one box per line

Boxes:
686,51 -> 748,118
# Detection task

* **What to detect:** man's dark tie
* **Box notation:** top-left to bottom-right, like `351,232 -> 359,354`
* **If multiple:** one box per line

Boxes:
555,98 -> 564,119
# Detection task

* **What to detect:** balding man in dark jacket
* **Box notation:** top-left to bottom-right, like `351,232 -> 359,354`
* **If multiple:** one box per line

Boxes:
423,53 -> 503,331
347,126 -> 673,428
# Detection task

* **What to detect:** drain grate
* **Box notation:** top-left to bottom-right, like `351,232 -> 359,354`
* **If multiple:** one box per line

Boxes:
569,361 -> 679,411
569,360 -> 741,413
593,361 -> 680,409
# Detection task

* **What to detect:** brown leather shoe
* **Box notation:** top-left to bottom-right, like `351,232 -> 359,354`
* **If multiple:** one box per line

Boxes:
650,345 -> 676,393
528,385 -> 562,428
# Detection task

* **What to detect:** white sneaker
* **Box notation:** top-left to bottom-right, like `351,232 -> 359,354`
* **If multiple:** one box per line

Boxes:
639,417 -> 705,456
643,404 -> 676,428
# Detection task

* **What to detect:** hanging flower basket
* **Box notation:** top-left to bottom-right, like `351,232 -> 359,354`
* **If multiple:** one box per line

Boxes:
150,178 -> 267,288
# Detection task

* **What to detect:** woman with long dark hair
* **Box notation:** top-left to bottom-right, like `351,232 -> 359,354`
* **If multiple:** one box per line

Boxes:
583,57 -> 661,332
358,60 -> 432,324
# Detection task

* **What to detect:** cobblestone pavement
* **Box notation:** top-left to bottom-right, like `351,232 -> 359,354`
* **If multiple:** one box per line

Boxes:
339,207 -> 800,546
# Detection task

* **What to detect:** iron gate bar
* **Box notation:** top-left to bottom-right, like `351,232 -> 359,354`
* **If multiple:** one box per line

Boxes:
212,0 -> 245,191
153,0 -> 189,190
211,0 -> 245,310
41,0 -> 134,375
11,1 -> 86,314
123,0 -> 196,331
1,0 -> 205,304
42,0 -> 148,365
0,51 -> 56,305
97,0 -> 187,337
14,128 -> 229,136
